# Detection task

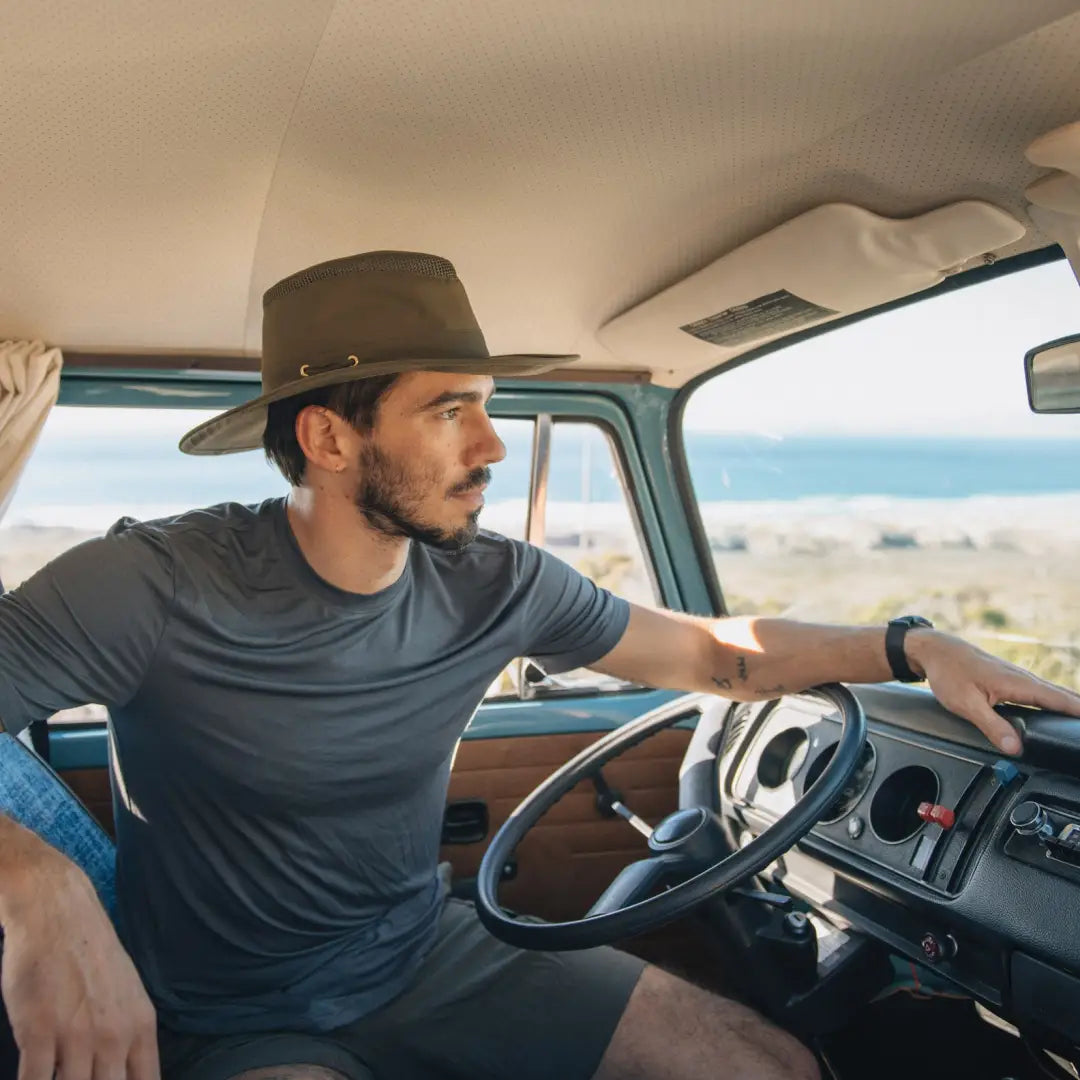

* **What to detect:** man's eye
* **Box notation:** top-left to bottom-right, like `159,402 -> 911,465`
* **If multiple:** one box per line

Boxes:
439,407 -> 461,420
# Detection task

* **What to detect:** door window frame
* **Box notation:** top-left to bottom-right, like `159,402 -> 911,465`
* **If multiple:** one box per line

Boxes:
33,377 -> 686,758
490,389 -> 680,607
493,409 -> 664,702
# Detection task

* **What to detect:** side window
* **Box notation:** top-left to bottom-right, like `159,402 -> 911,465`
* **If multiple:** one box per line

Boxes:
682,259 -> 1080,691
546,421 -> 656,608
0,409 -> 535,718
0,405 -> 290,724
486,418 -> 659,699
1,408 -> 535,582
1,405 -> 286,587
2,404 -> 656,714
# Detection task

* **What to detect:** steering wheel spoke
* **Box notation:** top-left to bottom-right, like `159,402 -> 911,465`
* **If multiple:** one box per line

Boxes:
608,798 -> 654,838
585,853 -> 692,917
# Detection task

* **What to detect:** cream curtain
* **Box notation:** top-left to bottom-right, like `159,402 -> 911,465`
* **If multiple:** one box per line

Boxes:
0,340 -> 62,522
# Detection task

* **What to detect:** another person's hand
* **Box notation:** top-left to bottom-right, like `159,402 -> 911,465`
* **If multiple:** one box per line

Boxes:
907,630 -> 1080,755
0,845 -> 159,1080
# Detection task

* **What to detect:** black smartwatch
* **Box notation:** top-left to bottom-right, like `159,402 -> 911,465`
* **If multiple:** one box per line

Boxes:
885,616 -> 933,682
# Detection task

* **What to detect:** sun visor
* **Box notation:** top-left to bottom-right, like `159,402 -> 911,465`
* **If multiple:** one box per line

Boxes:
599,202 -> 1025,386
1026,120 -> 1080,289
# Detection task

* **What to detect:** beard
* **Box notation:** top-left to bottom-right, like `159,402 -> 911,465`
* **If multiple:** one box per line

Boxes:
352,442 -> 490,553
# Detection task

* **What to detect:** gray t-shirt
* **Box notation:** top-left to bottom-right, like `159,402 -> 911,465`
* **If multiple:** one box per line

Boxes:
0,499 -> 629,1034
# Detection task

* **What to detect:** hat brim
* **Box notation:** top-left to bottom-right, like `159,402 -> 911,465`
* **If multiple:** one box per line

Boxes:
178,353 -> 576,455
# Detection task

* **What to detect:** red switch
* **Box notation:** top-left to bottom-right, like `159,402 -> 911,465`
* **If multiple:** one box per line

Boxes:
917,802 -> 956,829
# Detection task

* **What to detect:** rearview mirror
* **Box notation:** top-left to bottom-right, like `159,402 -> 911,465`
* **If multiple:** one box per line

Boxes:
1026,334 -> 1080,413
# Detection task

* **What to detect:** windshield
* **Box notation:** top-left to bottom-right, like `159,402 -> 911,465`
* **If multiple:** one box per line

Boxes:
683,257 -> 1080,691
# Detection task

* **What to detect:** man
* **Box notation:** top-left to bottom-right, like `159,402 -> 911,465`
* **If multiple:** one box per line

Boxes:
0,251 -> 1076,1080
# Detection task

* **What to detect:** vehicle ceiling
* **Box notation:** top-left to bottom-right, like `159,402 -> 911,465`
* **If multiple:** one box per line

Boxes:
4,1 -> 1080,388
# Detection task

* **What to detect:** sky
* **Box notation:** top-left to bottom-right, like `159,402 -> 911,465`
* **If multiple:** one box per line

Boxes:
683,257 -> 1080,437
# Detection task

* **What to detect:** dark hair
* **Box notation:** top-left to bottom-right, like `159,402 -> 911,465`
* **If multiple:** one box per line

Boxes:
262,374 -> 400,486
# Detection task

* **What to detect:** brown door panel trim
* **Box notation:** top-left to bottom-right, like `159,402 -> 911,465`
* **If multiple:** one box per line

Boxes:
441,729 -> 691,922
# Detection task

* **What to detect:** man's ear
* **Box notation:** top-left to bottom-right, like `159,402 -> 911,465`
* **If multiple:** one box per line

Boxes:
294,405 -> 354,475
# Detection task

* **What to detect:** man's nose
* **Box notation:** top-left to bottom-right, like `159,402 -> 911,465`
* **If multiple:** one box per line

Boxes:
473,417 -> 506,466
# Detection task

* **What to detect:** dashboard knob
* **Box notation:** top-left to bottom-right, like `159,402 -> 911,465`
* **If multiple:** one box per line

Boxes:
1009,800 -> 1054,840
917,802 -> 956,829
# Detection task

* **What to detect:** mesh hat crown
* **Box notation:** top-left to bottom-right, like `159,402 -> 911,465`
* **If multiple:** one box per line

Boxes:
179,251 -> 576,455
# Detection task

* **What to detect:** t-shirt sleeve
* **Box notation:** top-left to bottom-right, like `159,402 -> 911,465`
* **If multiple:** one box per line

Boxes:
514,541 -> 630,674
0,521 -> 174,736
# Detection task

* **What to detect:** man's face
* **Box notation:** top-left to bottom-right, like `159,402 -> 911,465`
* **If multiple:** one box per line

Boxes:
352,371 -> 506,551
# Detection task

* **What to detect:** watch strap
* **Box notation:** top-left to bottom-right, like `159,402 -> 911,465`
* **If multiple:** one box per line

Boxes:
885,616 -> 932,682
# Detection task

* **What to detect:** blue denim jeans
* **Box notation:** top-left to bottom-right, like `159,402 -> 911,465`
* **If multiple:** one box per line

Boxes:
0,732 -> 116,918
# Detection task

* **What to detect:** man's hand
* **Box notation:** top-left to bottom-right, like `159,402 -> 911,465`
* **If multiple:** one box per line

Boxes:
908,629 -> 1080,755
1,846 -> 159,1080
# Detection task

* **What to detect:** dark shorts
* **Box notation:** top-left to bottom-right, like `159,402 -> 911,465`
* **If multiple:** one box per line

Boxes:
158,898 -> 646,1080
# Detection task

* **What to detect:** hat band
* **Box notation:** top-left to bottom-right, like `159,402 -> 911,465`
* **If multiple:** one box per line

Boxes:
299,355 -> 360,379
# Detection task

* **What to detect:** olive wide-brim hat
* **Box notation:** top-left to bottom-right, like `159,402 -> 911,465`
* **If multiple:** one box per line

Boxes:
179,251 -> 577,455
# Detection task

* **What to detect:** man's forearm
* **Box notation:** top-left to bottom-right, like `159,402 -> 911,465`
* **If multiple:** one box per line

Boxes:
702,616 -> 928,700
602,602 -> 1072,756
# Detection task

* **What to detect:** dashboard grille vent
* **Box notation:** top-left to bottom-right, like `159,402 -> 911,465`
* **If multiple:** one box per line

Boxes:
723,704 -> 753,753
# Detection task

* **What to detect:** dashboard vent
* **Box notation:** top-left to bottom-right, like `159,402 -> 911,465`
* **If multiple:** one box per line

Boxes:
723,704 -> 754,754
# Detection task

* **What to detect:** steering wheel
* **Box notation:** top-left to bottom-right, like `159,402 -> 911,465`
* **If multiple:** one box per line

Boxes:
475,683 -> 866,949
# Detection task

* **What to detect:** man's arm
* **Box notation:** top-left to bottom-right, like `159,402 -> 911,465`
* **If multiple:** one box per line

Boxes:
0,528 -> 172,1080
590,604 -> 1080,755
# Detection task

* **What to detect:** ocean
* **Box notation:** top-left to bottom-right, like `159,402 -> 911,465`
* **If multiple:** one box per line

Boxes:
7,426 -> 1080,530
680,433 -> 1080,502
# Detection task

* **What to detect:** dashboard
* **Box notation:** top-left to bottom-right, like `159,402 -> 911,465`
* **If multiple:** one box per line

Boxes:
705,683 -> 1080,1048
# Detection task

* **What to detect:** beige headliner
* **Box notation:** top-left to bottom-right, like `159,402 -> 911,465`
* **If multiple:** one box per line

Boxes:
3,1 -> 1080,387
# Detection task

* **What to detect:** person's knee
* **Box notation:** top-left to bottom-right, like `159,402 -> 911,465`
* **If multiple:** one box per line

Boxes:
700,985 -> 820,1080
696,992 -> 820,1080
596,964 -> 819,1080
771,1033 -> 820,1080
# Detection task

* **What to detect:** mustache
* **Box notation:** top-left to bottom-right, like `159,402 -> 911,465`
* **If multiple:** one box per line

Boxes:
447,467 -> 491,497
